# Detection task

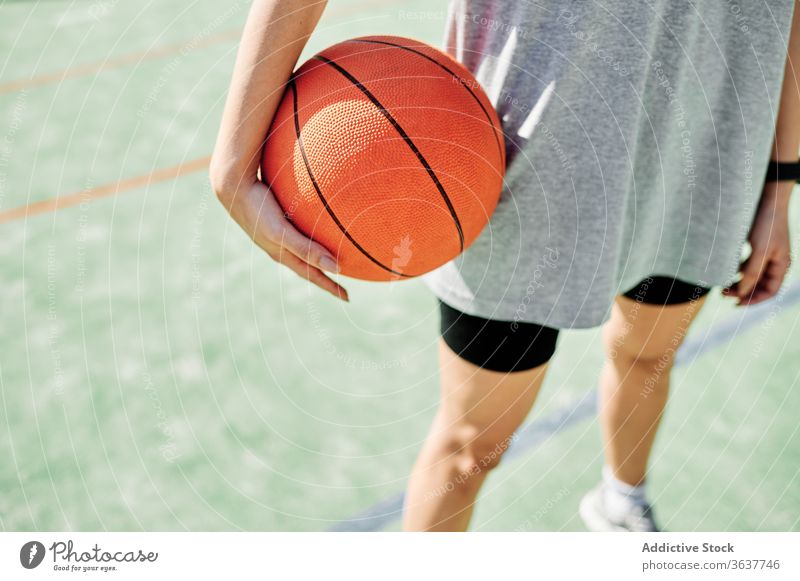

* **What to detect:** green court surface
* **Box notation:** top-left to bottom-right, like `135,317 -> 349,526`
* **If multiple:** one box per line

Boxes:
1,1 -> 798,532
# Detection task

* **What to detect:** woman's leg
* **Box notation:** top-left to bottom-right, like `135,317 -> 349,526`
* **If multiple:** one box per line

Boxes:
403,340 -> 549,531
599,281 -> 707,487
403,301 -> 558,531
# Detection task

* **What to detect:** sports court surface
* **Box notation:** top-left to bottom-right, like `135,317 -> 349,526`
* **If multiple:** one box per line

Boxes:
1,0 -> 798,532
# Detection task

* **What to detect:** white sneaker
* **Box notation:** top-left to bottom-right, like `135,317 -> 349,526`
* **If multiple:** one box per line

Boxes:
579,484 -> 660,532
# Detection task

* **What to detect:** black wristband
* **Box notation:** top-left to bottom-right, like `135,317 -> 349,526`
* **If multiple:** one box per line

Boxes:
765,160 -> 800,182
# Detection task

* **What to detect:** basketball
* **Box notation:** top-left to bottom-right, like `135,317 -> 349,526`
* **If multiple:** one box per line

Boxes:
262,35 -> 505,281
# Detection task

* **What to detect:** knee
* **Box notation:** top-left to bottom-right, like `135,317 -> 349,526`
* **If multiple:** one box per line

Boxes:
603,326 -> 677,372
439,422 -> 513,480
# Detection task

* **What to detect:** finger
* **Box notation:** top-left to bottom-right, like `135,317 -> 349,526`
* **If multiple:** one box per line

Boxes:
255,191 -> 340,273
278,222 -> 341,273
278,250 -> 349,302
744,289 -> 773,305
730,252 -> 768,302
740,259 -> 788,306
740,267 -> 782,306
742,276 -> 774,305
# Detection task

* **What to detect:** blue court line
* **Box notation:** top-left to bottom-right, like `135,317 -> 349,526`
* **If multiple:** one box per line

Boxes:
328,282 -> 800,532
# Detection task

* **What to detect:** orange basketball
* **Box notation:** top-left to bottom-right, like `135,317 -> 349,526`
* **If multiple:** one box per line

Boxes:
262,35 -> 505,281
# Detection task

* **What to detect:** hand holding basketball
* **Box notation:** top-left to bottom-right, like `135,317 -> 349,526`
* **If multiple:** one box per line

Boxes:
215,34 -> 503,295
215,179 -> 349,301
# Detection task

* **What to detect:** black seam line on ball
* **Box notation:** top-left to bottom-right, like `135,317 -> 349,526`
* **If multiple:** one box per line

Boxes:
290,80 -> 413,278
349,38 -> 504,165
313,54 -> 465,252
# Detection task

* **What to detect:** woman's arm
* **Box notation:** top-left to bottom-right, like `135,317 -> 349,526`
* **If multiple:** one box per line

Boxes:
726,1 -> 799,305
210,0 -> 348,301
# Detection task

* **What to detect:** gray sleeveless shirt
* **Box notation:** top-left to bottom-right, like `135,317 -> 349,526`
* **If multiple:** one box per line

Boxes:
423,0 -> 794,328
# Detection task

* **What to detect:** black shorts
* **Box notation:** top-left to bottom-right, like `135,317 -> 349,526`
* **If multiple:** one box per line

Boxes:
439,276 -> 711,372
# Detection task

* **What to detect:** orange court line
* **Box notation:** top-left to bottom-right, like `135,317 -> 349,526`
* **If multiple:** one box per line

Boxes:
0,29 -> 243,95
0,0 -> 407,95
0,156 -> 211,224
